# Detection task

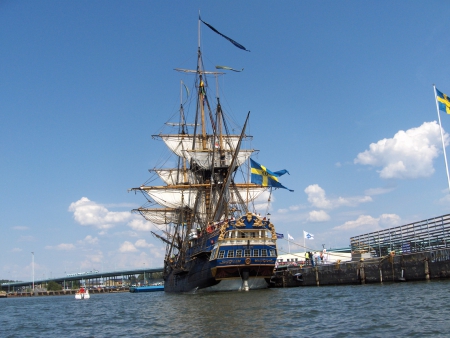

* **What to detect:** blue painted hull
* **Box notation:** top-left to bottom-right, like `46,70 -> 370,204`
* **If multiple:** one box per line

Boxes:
129,285 -> 164,293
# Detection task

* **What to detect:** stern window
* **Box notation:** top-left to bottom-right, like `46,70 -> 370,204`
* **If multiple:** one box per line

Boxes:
218,251 -> 225,259
253,249 -> 259,257
261,249 -> 268,257
236,250 -> 243,257
227,250 -> 234,258
244,249 -> 251,257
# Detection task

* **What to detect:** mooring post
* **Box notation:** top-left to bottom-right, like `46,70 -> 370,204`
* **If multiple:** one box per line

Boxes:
315,267 -> 319,286
359,260 -> 365,284
424,259 -> 430,280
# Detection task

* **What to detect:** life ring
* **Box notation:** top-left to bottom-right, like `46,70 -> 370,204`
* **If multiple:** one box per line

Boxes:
245,258 -> 251,265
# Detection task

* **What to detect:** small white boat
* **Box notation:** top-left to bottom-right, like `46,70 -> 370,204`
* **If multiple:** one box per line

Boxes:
75,287 -> 90,300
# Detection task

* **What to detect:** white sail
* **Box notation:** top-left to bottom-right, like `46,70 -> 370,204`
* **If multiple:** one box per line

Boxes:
140,209 -> 180,225
145,189 -> 198,209
159,134 -> 252,159
234,187 -> 266,203
184,150 -> 253,169
154,169 -> 197,185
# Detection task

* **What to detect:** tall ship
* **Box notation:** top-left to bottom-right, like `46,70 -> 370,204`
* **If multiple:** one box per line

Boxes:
131,17 -> 291,292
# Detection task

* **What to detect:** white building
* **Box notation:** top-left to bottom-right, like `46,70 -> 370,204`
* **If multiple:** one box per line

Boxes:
277,249 -> 351,266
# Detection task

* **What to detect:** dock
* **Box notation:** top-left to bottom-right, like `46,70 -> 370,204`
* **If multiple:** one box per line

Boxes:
271,213 -> 450,287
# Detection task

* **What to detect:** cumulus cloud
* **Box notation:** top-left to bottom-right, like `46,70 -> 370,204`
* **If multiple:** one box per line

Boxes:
307,210 -> 330,222
45,243 -> 76,250
78,235 -> 98,245
135,239 -> 154,248
127,218 -> 154,232
354,121 -> 448,179
333,213 -> 401,232
119,241 -> 138,253
68,197 -> 133,229
304,184 -> 372,209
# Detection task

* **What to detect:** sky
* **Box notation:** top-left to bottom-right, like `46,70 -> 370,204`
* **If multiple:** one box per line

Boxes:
2,1 -> 450,282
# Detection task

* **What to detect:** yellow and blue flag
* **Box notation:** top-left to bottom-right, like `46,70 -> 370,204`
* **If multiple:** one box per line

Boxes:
250,159 -> 293,192
436,88 -> 450,114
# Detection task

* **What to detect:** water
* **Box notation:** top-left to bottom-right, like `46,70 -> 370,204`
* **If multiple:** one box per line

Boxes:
1,280 -> 450,337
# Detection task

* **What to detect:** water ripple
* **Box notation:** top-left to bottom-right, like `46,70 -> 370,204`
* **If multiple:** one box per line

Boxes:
1,281 -> 450,337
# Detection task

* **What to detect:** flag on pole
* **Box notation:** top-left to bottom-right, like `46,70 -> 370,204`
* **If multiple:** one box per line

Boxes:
303,231 -> 314,240
250,159 -> 293,192
276,233 -> 284,239
436,88 -> 450,114
200,18 -> 250,52
288,233 -> 294,240
216,65 -> 244,72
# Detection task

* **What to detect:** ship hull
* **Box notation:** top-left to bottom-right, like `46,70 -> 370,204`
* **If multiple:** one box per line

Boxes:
164,256 -> 274,292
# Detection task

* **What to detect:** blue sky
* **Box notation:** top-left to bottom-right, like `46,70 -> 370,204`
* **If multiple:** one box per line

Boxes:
2,1 -> 450,281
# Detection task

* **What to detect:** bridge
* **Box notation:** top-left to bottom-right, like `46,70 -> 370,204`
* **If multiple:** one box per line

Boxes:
1,267 -> 164,292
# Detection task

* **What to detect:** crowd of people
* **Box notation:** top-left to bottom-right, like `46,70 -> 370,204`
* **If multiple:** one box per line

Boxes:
304,249 -> 328,267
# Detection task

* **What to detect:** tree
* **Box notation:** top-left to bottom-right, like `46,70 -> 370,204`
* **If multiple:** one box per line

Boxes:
46,281 -> 62,291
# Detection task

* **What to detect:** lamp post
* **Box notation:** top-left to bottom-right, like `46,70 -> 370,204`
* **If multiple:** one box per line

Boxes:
31,252 -> 34,292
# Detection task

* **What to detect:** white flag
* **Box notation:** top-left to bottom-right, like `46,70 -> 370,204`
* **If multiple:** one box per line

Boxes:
288,233 -> 294,240
303,231 -> 314,240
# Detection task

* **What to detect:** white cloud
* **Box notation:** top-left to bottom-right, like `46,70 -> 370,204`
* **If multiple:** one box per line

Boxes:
135,239 -> 154,248
119,241 -> 138,253
333,213 -> 401,232
307,210 -> 330,222
78,235 -> 98,245
45,243 -> 76,250
305,184 -> 372,209
68,197 -> 133,229
354,121 -> 448,179
127,218 -> 155,232
11,248 -> 22,252
12,226 -> 29,231
364,187 -> 395,196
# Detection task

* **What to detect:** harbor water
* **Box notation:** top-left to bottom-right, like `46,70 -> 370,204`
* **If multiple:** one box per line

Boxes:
1,280 -> 450,337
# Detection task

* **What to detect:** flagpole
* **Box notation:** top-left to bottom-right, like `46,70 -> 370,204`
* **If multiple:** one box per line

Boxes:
433,85 -> 450,193
304,231 -> 306,253
288,233 -> 291,254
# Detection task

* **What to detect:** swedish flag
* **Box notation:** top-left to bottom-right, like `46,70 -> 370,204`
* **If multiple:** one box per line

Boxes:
436,88 -> 450,114
250,159 -> 293,192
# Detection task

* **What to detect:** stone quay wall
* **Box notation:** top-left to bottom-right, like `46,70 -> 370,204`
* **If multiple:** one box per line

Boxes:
272,248 -> 450,287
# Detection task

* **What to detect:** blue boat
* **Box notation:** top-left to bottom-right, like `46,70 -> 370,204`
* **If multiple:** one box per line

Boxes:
129,285 -> 164,293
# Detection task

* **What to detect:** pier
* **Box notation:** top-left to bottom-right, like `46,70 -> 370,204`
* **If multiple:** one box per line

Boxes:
272,213 -> 450,287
